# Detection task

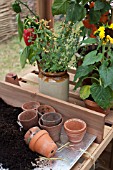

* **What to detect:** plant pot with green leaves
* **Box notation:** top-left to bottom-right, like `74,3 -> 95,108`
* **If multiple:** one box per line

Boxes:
74,24 -> 113,114
12,0 -> 81,101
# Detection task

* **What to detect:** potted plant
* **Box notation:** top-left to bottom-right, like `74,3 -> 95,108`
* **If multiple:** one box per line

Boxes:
74,23 -> 113,114
12,0 -> 81,101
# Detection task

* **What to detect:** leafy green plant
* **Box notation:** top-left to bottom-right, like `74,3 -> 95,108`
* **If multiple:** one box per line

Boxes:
12,0 -> 81,72
74,24 -> 113,109
52,0 -> 112,37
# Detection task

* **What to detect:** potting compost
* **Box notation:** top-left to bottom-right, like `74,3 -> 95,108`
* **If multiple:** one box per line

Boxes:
0,98 -> 38,170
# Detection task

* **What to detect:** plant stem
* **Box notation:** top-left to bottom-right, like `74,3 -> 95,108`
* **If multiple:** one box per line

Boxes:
85,77 -> 100,83
17,0 -> 39,19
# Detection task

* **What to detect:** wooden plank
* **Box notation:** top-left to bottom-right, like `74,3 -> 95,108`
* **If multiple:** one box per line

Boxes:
0,81 -> 105,144
72,125 -> 113,170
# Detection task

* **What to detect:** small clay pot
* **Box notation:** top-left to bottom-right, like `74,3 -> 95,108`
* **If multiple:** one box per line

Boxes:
64,118 -> 86,143
22,101 -> 40,111
5,72 -> 20,86
38,104 -> 56,118
24,126 -> 41,144
39,117 -> 63,142
41,112 -> 62,127
24,127 -> 58,158
18,110 -> 38,130
84,99 -> 110,115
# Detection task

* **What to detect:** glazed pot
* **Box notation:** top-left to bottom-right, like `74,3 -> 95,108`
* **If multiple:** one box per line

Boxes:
5,72 -> 20,86
24,127 -> 58,158
38,104 -> 56,118
38,71 -> 69,101
39,117 -> 63,142
22,101 -> 40,111
18,110 -> 38,130
64,118 -> 87,143
41,112 -> 62,127
84,99 -> 110,115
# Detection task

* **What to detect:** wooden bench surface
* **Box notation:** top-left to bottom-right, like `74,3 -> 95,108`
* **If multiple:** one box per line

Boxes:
0,68 -> 113,170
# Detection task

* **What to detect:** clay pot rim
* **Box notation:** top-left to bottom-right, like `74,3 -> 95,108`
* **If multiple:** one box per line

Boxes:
39,117 -> 63,128
64,118 -> 87,133
18,110 -> 38,122
38,104 -> 56,113
84,99 -> 100,108
41,112 -> 62,125
29,130 -> 48,151
24,126 -> 41,145
22,101 -> 40,111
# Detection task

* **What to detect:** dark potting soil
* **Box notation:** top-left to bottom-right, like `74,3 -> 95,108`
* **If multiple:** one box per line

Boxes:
0,98 -> 38,170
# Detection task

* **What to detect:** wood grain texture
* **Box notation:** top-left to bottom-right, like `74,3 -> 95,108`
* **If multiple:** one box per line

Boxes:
0,81 -> 105,144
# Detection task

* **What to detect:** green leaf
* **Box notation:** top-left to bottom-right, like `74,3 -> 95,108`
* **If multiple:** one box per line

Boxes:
52,0 -> 69,15
90,83 -> 113,109
66,3 -> 86,22
80,85 -> 91,99
74,65 -> 94,81
16,14 -> 23,41
89,9 -> 101,24
94,0 -> 105,11
81,38 -> 97,44
82,51 -> 103,66
99,63 -> 113,87
20,46 -> 30,68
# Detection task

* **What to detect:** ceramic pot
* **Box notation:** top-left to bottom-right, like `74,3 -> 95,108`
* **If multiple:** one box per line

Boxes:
64,118 -> 87,143
18,110 -> 38,130
5,72 -> 20,86
24,126 -> 41,144
22,101 -> 40,111
41,112 -> 62,127
84,99 -> 110,115
24,127 -> 58,158
39,117 -> 63,142
38,104 -> 56,118
38,71 -> 69,101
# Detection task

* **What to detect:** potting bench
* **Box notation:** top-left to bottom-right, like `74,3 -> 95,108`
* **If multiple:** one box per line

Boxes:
0,67 -> 113,170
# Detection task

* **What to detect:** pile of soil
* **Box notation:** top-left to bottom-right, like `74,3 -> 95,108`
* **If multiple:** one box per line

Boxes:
0,98 -> 38,170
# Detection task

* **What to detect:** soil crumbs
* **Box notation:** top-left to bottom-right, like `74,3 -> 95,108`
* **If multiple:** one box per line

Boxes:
0,98 -> 38,170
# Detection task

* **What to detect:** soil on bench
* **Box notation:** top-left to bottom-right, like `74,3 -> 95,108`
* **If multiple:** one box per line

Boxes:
0,98 -> 38,170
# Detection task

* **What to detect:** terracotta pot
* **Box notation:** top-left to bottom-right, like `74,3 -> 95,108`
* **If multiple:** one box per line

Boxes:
64,118 -> 87,143
39,117 -> 63,142
18,110 -> 38,130
41,112 -> 62,127
22,101 -> 40,111
24,126 -> 41,144
84,99 -> 110,115
38,71 -> 69,101
5,72 -> 20,86
24,127 -> 58,158
38,104 -> 56,118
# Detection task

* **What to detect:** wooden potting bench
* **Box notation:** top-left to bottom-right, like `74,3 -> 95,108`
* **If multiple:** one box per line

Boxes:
0,67 -> 113,170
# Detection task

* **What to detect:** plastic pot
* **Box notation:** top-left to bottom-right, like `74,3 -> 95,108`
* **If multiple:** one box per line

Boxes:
18,110 -> 38,130
64,118 -> 87,143
24,127 -> 58,158
39,117 -> 63,142
41,112 -> 62,127
22,101 -> 40,111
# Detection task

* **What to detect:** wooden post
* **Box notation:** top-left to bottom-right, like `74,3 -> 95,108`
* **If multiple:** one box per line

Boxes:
35,0 -> 54,28
45,0 -> 54,28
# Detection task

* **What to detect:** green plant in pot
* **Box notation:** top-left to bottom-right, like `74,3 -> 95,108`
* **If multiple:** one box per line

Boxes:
12,0 -> 81,101
74,24 -> 113,114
